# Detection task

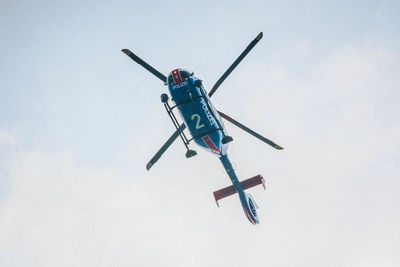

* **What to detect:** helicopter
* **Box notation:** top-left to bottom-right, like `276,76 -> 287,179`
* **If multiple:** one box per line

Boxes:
122,32 -> 283,225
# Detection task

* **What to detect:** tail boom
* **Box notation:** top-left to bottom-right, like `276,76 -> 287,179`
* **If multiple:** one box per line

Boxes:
216,155 -> 265,225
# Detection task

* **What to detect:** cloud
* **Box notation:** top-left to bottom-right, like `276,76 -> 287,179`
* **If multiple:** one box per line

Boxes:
1,33 -> 400,267
215,39 -> 400,266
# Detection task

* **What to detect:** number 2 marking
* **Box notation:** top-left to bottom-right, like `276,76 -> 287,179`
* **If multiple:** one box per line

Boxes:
191,114 -> 205,129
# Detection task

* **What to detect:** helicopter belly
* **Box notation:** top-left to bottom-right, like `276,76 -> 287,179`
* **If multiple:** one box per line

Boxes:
177,98 -> 227,156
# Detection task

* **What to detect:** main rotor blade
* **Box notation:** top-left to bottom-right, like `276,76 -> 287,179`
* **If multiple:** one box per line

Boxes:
122,49 -> 167,83
146,123 -> 186,170
208,32 -> 263,97
218,111 -> 283,150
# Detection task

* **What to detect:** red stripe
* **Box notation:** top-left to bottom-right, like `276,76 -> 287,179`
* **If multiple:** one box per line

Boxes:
202,135 -> 220,154
244,207 -> 256,224
172,69 -> 182,84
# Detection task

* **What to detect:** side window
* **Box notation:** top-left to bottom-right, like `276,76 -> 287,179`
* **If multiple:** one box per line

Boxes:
179,70 -> 193,80
180,71 -> 189,80
168,75 -> 174,84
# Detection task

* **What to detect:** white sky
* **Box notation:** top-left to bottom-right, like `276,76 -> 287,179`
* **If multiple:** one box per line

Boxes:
1,0 -> 399,266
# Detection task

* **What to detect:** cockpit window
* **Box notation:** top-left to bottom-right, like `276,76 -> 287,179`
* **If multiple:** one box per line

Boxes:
180,70 -> 192,80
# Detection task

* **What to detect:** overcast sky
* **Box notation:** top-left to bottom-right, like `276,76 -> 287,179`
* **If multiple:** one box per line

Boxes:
1,0 -> 399,266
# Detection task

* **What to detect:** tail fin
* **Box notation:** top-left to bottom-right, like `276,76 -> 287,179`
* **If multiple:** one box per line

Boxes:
213,175 -> 265,207
243,193 -> 259,224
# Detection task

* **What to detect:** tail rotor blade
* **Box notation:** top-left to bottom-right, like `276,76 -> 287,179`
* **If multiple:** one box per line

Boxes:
122,49 -> 167,83
218,111 -> 283,150
146,123 -> 186,170
208,32 -> 263,98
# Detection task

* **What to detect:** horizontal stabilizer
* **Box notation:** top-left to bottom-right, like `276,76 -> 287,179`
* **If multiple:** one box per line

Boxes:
213,175 -> 265,207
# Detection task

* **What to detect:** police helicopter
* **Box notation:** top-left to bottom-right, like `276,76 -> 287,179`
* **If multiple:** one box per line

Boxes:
122,32 -> 283,225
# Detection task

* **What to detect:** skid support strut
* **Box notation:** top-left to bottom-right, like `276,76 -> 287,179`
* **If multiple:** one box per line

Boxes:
161,94 -> 197,158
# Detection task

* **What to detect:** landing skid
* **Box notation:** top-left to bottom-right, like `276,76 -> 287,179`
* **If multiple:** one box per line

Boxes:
161,93 -> 197,158
185,149 -> 197,158
221,135 -> 233,144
